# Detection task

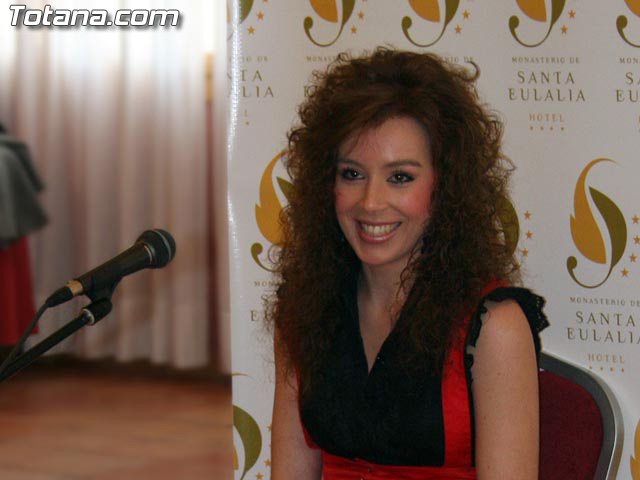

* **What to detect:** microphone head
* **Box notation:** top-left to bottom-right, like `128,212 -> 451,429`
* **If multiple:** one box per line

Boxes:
137,229 -> 176,268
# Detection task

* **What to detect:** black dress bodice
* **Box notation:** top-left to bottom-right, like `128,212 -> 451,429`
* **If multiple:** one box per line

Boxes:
299,281 -> 548,466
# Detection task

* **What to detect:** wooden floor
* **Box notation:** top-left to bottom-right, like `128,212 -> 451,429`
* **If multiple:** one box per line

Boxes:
0,361 -> 233,480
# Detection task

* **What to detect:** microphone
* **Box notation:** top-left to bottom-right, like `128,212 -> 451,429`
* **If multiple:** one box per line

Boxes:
45,229 -> 176,307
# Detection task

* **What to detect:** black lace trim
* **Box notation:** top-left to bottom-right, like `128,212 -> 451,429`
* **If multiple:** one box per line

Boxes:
464,287 -> 549,372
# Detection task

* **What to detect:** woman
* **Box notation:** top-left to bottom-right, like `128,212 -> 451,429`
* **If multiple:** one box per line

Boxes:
268,48 -> 548,479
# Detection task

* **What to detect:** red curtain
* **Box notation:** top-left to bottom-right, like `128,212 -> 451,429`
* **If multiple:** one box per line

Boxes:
0,238 -> 35,345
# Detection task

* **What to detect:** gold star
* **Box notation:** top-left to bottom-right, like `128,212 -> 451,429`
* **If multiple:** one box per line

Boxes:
358,11 -> 364,20
631,253 -> 637,263
256,473 -> 263,480
524,211 -> 531,220
569,10 -> 575,18
549,126 -> 554,131
463,10 -> 470,19
526,230 -> 532,239
454,24 -> 461,33
257,12 -> 264,20
248,26 -> 255,34
265,459 -> 271,467
351,25 -> 357,33
622,268 -> 629,277
267,424 -> 272,432
521,248 -> 529,257
635,235 -> 640,245
561,25 -> 567,34
632,215 -> 639,224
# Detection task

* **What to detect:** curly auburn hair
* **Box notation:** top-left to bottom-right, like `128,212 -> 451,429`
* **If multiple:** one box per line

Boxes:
267,47 -> 519,395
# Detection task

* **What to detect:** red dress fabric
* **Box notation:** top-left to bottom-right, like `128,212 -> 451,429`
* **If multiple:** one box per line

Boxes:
320,451 -> 476,479
0,238 -> 36,345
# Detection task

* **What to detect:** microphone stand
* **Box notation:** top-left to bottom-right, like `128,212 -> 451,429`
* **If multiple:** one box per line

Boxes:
0,298 -> 112,382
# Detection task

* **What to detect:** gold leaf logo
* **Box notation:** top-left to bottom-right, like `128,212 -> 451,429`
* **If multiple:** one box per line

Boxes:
256,151 -> 286,247
238,0 -> 254,24
228,0 -> 258,39
403,0 -> 460,47
233,406 -> 262,480
226,0 -> 255,25
310,0 -> 339,22
567,159 -> 628,288
509,0 -> 566,47
618,1 -> 640,47
232,373 -> 264,480
497,195 -> 520,257
626,0 -> 640,18
304,0 -> 355,47
517,0 -> 546,22
252,151 -> 292,271
570,160 -> 608,265
632,419 -> 640,479
408,0 -> 440,22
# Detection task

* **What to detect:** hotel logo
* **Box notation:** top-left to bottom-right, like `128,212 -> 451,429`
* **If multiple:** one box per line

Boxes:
402,0 -> 466,47
234,404 -> 262,480
232,372 -> 265,480
228,0 -> 271,38
617,0 -> 640,47
567,159 -> 631,288
304,0 -> 356,47
509,0 -> 567,47
252,151 -> 291,271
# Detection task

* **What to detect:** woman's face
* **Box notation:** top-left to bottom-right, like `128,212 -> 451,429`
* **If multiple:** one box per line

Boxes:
334,115 -> 435,274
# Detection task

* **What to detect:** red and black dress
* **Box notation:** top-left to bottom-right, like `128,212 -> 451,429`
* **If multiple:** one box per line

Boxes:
298,280 -> 548,480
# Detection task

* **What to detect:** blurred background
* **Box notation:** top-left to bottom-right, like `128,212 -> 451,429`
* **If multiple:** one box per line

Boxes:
0,1 -> 231,478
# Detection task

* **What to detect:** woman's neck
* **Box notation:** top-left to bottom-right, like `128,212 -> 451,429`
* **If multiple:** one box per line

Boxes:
358,263 -> 411,316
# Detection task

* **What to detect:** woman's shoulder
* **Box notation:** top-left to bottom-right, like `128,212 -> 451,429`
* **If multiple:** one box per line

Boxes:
465,285 -> 549,364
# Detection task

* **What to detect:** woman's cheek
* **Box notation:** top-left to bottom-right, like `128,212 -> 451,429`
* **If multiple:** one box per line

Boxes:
333,188 -> 347,213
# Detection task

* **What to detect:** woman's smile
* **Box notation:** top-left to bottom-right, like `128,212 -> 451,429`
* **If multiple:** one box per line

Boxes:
357,221 -> 402,241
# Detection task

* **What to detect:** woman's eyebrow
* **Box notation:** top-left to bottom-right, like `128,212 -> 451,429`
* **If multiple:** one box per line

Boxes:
385,159 -> 423,168
336,158 -> 362,166
337,158 -> 423,168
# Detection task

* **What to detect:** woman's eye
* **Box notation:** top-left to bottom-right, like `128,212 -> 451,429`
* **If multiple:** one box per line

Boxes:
340,168 -> 362,180
389,172 -> 414,184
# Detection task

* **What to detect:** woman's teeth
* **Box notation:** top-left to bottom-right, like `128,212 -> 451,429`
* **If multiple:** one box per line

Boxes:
360,222 -> 400,237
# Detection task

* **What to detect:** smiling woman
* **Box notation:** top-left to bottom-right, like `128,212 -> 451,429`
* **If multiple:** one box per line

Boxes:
267,48 -> 549,480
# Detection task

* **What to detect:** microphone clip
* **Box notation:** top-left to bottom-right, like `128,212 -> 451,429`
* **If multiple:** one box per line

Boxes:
83,279 -> 120,303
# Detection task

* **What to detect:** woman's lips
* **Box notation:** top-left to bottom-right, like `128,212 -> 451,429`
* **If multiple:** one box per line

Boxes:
357,221 -> 401,242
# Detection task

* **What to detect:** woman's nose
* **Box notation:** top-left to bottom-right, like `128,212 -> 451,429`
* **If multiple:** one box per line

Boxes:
361,178 -> 386,212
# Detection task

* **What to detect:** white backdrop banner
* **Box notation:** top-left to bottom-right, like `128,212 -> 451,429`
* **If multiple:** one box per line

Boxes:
228,1 -> 640,478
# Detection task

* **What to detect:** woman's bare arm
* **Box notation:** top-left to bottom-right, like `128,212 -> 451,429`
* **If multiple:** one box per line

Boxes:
271,334 -> 322,480
470,299 -> 539,480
